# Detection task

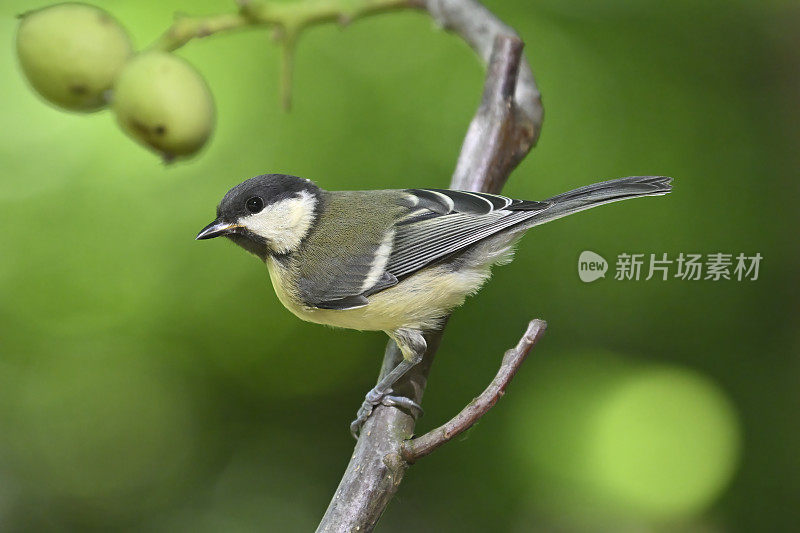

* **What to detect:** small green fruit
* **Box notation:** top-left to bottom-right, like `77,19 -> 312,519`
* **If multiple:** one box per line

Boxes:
16,3 -> 133,111
112,52 -> 215,160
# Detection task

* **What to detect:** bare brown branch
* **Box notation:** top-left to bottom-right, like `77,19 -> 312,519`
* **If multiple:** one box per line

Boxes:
317,1 -> 545,529
401,319 -> 547,463
427,0 -> 544,192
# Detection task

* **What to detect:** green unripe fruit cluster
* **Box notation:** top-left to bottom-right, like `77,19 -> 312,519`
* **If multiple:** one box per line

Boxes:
16,3 -> 216,160
16,3 -> 133,111
112,52 -> 215,160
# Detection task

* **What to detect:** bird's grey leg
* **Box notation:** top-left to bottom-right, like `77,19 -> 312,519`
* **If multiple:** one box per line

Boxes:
350,328 -> 426,438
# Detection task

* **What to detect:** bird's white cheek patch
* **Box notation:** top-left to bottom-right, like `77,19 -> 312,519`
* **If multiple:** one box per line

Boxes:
239,191 -> 317,253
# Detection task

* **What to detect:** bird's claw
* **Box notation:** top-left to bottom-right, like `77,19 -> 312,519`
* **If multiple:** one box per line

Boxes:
350,389 -> 424,439
350,400 -> 375,439
381,394 -> 424,419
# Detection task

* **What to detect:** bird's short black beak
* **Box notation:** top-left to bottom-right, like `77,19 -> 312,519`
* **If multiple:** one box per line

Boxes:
195,219 -> 241,240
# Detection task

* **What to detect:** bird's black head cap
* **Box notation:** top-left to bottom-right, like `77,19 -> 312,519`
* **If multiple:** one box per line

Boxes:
216,174 -> 321,221
197,174 -> 323,260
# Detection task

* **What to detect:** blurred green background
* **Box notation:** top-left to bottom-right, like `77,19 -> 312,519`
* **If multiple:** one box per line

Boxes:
1,0 -> 798,531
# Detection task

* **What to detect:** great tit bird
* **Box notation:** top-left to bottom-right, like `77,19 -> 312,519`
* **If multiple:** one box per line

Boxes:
197,174 -> 672,436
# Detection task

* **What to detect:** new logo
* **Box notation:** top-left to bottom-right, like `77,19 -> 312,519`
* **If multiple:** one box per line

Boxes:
578,251 -> 608,282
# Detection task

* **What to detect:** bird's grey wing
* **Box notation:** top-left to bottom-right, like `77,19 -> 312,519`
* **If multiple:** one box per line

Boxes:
295,191 -> 405,310
298,188 -> 549,309
387,177 -> 672,279
307,270 -> 398,310
385,189 -> 551,279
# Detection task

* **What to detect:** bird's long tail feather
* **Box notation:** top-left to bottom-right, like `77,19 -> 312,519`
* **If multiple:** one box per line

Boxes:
522,175 -> 672,228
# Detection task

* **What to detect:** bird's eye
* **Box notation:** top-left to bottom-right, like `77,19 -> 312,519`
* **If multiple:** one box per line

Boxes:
245,196 -> 264,214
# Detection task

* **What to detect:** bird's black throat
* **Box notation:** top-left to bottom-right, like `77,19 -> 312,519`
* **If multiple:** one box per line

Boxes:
226,232 -> 271,261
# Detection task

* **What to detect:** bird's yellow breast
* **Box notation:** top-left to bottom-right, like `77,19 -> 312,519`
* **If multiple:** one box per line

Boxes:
266,256 -> 492,332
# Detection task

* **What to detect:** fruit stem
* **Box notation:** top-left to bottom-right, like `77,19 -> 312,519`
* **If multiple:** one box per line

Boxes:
150,13 -> 252,52
279,30 -> 298,111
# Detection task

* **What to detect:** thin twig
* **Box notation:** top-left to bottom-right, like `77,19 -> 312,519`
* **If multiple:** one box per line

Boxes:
148,0 -> 417,108
401,319 -> 547,462
149,0 -> 416,52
